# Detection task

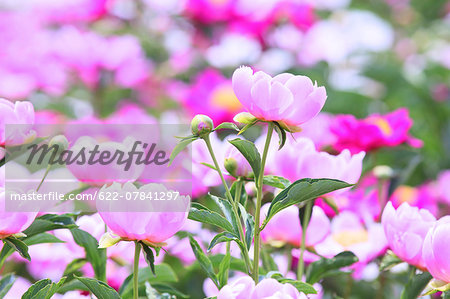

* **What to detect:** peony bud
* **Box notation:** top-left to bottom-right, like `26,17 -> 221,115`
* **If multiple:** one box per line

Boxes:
224,157 -> 238,177
373,165 -> 394,179
48,135 -> 69,152
233,112 -> 256,125
190,114 -> 214,137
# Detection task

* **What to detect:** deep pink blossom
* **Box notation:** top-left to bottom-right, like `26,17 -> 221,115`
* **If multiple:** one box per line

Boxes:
331,108 -> 422,153
183,69 -> 243,124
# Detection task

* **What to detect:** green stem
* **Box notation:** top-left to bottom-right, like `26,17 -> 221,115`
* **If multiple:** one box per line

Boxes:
203,135 -> 253,274
36,165 -> 51,192
133,241 -> 141,299
297,200 -> 313,280
253,123 -> 274,283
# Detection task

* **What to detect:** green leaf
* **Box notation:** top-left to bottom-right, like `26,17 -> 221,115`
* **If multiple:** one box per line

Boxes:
24,233 -> 65,246
210,254 -> 249,274
0,215 -> 77,266
200,162 -> 217,171
269,273 -> 317,294
168,137 -> 196,166
4,237 -> 30,261
380,251 -> 404,271
119,264 -> 178,297
218,248 -> 231,287
401,272 -> 432,299
237,120 -> 259,135
0,274 -> 16,298
188,203 -> 235,233
140,242 -> 156,275
189,235 -> 219,287
228,138 -> 261,183
263,175 -> 291,189
22,277 -> 66,299
443,291 -> 450,299
238,203 -> 254,250
322,197 -> 340,215
306,251 -> 359,284
273,122 -> 287,150
75,277 -> 120,299
55,280 -> 89,294
209,194 -> 240,235
23,214 -> 77,236
151,284 -> 189,298
261,246 -> 278,272
63,258 -> 87,277
207,232 -> 243,252
70,228 -> 106,281
264,178 -> 353,227
214,122 -> 240,131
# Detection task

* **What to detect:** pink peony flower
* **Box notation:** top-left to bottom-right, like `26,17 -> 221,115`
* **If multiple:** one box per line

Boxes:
214,276 -> 307,299
0,98 -> 35,146
331,108 -> 422,154
422,216 -> 450,283
183,69 -> 243,124
232,66 -> 327,129
0,187 -> 37,238
293,113 -> 336,149
315,211 -> 387,276
260,203 -> 330,247
251,278 -> 307,299
267,137 -> 365,185
381,202 -> 436,269
97,182 -> 189,244
67,136 -> 145,186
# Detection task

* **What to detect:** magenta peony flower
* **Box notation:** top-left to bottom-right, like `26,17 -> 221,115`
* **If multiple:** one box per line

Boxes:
97,182 -> 189,244
0,187 -> 37,238
422,216 -> 450,283
260,203 -> 330,247
0,98 -> 35,146
183,69 -> 243,124
232,66 -> 327,129
437,170 -> 450,204
389,185 -> 439,217
331,108 -> 422,154
381,202 -> 436,269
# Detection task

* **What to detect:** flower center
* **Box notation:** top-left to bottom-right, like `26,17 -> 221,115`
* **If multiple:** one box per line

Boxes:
394,186 -> 418,204
332,229 -> 369,248
367,117 -> 393,136
211,85 -> 242,112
